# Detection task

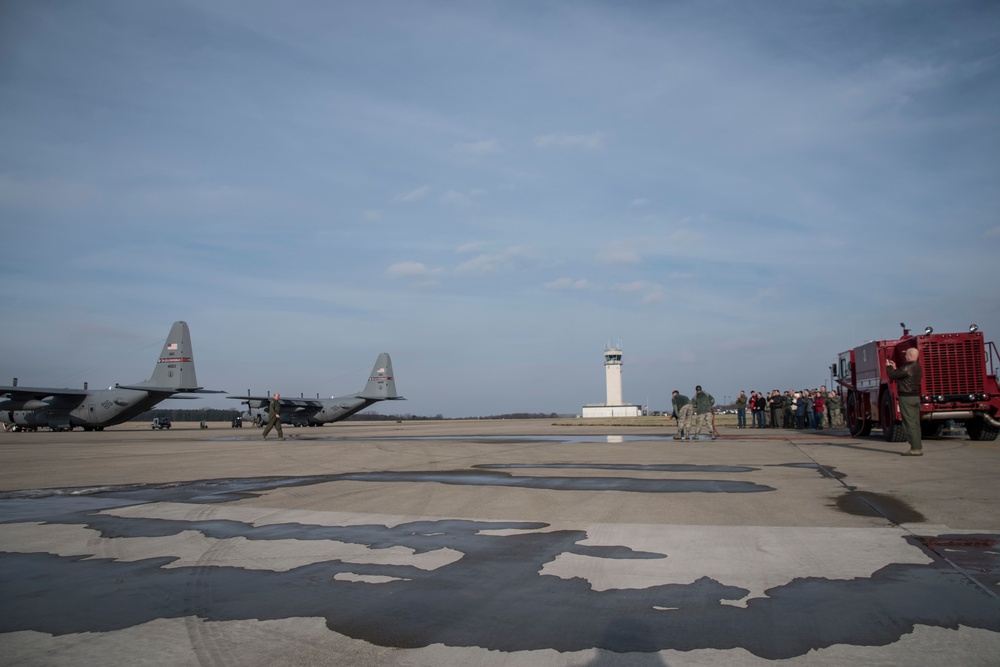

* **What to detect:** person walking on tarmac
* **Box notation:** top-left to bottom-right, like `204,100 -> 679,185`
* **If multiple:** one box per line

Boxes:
690,385 -> 716,440
262,392 -> 285,441
671,390 -> 693,440
887,348 -> 923,456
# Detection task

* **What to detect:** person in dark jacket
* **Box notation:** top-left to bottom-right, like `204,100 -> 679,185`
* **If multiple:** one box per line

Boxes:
794,392 -> 806,429
735,391 -> 747,429
690,386 -> 716,440
768,390 -> 782,429
887,348 -> 923,456
753,392 -> 767,428
804,389 -> 816,429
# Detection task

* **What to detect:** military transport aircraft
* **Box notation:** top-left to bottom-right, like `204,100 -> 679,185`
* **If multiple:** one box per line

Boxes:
230,352 -> 403,427
0,321 -> 221,432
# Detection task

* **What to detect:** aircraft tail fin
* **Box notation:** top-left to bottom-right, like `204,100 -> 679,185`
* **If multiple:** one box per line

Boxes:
358,353 -> 400,400
136,321 -> 201,391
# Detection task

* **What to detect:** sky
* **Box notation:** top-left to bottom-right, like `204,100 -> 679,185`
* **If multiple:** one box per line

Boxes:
1,0 -> 999,418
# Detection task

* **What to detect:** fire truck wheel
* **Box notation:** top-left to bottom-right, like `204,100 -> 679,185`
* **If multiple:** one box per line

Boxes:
880,394 -> 907,442
965,416 -> 1000,441
847,393 -> 871,437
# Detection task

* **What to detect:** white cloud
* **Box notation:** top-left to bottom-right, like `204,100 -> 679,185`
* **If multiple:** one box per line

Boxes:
598,247 -> 641,265
440,188 -> 487,207
642,290 -> 666,305
533,132 -> 604,150
455,253 -> 507,274
454,139 -> 501,155
456,241 -> 487,254
391,186 -> 430,203
385,261 -> 444,288
752,287 -> 780,301
0,175 -> 100,210
544,277 -> 592,290
613,280 -> 666,305
455,245 -> 538,275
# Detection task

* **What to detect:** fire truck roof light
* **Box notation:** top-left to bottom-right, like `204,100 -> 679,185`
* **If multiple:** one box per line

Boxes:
924,327 -> 933,334
970,324 -> 979,332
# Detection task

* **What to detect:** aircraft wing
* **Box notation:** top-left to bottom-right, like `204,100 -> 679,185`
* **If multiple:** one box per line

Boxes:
226,396 -> 325,408
0,385 -> 90,399
116,385 -> 226,394
0,385 -> 89,411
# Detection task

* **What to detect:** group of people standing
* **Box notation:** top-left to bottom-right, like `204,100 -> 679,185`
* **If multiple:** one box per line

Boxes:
733,387 -> 844,430
664,348 -> 924,458
670,386 -> 716,440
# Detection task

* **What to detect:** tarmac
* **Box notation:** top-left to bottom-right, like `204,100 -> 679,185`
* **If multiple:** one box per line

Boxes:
1,419 -> 999,666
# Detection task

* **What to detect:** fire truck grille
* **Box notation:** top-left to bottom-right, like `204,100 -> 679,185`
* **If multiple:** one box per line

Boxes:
922,338 -> 985,395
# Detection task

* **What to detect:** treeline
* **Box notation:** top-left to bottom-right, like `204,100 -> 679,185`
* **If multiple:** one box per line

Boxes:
478,412 -> 565,420
133,409 -> 567,422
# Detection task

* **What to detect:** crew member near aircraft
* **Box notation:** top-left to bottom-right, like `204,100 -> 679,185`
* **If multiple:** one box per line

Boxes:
887,348 -> 923,456
690,385 -> 716,441
671,390 -> 693,441
262,392 -> 285,441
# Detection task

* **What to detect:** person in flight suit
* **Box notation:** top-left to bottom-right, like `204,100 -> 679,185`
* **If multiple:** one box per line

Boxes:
887,348 -> 923,456
262,392 -> 285,441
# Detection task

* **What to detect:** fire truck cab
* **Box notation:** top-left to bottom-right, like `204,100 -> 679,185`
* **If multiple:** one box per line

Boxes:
833,324 -> 1000,442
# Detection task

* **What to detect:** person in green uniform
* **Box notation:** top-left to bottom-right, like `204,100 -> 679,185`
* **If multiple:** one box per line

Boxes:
887,348 -> 922,456
691,385 -> 716,440
262,392 -> 285,441
671,390 -> 692,440
826,391 -> 843,428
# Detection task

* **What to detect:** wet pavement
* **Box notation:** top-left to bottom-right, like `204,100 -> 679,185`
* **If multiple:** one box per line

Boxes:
1,421 -> 999,665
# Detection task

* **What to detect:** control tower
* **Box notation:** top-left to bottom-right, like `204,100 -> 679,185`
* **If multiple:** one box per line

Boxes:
604,343 -> 623,406
581,340 -> 641,418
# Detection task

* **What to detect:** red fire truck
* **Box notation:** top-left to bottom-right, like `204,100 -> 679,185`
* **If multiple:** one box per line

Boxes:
833,324 -> 1000,441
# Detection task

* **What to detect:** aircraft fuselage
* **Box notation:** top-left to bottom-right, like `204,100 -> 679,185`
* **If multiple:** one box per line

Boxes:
2,388 -> 173,431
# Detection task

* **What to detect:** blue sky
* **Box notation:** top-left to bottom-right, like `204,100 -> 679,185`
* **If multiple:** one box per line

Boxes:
2,1 -> 998,418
